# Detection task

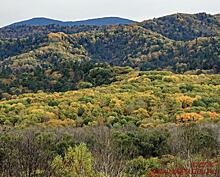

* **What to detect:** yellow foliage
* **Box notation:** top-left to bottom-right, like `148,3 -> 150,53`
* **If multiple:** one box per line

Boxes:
28,108 -> 44,114
176,95 -> 195,108
109,98 -> 124,108
48,32 -> 68,41
132,108 -> 150,119
163,75 -> 180,82
140,118 -> 163,128
11,103 -> 26,110
46,119 -> 76,127
44,112 -> 58,120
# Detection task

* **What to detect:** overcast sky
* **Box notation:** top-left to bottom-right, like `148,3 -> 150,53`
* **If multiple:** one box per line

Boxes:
1,0 -> 220,27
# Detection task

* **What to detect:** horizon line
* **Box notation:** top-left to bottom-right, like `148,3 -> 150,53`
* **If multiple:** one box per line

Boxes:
1,11 -> 219,28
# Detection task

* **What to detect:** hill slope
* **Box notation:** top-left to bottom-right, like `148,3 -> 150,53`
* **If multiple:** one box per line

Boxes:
1,70 -> 220,127
0,12 -> 219,97
0,24 -> 100,39
0,24 -> 219,97
140,12 -> 220,41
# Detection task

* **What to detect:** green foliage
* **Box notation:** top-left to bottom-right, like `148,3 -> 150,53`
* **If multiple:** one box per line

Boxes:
0,59 -> 118,98
87,67 -> 116,86
52,143 -> 101,177
113,128 -> 170,158
0,24 -> 100,39
77,82 -> 93,89
140,13 -> 219,41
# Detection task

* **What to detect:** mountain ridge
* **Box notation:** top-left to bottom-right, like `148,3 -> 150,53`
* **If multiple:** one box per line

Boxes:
1,12 -> 219,41
8,17 -> 135,27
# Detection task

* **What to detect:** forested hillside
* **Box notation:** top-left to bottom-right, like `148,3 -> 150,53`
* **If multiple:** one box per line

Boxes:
0,12 -> 220,176
0,24 -> 100,39
0,15 -> 219,97
1,70 -> 220,176
1,70 -> 220,127
140,12 -> 220,41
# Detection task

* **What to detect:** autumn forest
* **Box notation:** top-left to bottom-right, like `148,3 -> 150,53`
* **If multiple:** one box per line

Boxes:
0,12 -> 220,176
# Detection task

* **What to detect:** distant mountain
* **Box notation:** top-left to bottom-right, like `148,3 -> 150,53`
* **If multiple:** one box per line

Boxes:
9,17 -> 135,27
2,13 -> 219,41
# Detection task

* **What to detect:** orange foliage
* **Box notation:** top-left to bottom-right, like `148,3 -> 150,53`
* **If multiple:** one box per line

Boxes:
209,112 -> 218,119
199,111 -> 219,120
176,112 -> 203,123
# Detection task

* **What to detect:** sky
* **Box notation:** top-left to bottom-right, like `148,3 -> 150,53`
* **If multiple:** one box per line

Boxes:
1,0 -> 220,27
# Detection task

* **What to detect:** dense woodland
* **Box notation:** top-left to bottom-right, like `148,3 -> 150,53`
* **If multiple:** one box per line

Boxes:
1,70 -> 220,127
0,12 -> 220,176
140,13 -> 220,41
0,25 -> 101,40
1,70 -> 220,176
